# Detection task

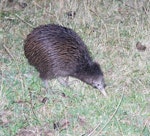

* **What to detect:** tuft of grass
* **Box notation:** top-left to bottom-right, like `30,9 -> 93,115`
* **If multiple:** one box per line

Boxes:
0,0 -> 150,136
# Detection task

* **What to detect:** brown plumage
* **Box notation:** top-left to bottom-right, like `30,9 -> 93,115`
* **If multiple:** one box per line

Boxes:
24,24 -> 107,96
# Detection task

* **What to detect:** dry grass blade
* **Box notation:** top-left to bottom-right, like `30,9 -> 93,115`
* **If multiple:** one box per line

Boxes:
2,44 -> 15,60
87,92 -> 124,136
97,92 -> 124,135
14,14 -> 34,28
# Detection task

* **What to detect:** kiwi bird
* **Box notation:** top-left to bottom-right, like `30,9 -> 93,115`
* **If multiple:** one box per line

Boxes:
24,24 -> 107,96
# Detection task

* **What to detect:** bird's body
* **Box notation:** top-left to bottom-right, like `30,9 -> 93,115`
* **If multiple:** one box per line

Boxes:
24,24 -> 107,96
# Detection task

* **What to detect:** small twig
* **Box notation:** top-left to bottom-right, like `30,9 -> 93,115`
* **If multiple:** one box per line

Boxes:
28,90 -> 41,124
29,90 -> 37,118
97,93 -> 124,135
28,90 -> 41,125
140,118 -> 150,135
2,44 -> 15,60
114,116 -> 124,136
125,4 -> 136,10
0,68 -> 3,95
101,19 -> 108,40
2,42 -> 21,73
14,14 -> 34,28
32,1 -> 55,17
89,9 -> 98,17
32,1 -> 46,11
13,100 -> 30,104
87,92 -> 124,136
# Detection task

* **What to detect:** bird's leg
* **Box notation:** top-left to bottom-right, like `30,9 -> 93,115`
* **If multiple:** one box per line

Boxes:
57,77 -> 69,87
42,80 -> 54,95
43,80 -> 49,93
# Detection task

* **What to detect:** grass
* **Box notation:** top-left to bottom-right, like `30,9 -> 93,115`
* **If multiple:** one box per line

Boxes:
0,0 -> 150,136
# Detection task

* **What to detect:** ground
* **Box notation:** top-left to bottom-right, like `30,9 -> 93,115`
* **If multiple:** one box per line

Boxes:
0,0 -> 150,136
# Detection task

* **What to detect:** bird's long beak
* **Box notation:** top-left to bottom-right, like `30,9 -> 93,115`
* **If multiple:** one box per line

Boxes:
100,89 -> 107,97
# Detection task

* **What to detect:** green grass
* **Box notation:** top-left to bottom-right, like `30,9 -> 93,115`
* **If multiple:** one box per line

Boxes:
0,0 -> 150,136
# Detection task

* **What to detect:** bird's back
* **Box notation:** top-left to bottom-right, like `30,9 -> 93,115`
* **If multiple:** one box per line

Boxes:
24,24 -> 92,79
